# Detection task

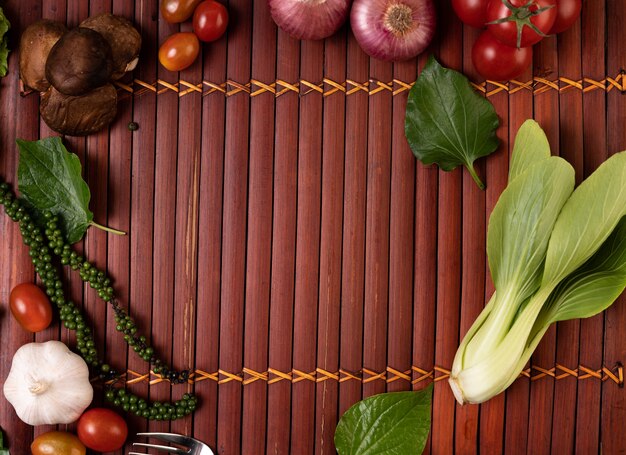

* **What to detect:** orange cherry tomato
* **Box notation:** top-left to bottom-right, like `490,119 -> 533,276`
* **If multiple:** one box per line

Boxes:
160,0 -> 202,23
158,32 -> 200,72
31,431 -> 86,455
9,283 -> 53,332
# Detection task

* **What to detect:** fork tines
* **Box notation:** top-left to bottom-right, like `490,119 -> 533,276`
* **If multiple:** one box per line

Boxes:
131,432 -> 192,454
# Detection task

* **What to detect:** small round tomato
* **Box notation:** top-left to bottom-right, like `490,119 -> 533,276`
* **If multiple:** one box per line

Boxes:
9,283 -> 53,332
472,30 -> 532,81
77,408 -> 128,452
158,32 -> 200,72
548,0 -> 582,34
452,0 -> 489,28
31,431 -> 86,455
487,0 -> 557,48
193,1 -> 229,42
160,0 -> 202,23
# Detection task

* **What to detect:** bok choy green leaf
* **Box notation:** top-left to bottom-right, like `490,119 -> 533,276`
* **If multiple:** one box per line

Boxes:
450,119 -> 626,405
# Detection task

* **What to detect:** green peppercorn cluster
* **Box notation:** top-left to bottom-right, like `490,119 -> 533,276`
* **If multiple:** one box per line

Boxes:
105,389 -> 197,420
0,180 -> 196,420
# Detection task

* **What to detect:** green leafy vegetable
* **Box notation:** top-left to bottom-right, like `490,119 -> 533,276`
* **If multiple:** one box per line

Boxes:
0,8 -> 10,77
463,156 -> 574,368
405,55 -> 500,190
544,217 -> 626,324
541,151 -> 626,286
0,426 -> 9,455
17,137 -> 125,243
450,120 -> 626,404
334,384 -> 432,455
508,119 -> 551,181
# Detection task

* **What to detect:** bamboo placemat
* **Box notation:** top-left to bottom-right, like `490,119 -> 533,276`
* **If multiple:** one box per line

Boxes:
1,0 -> 625,454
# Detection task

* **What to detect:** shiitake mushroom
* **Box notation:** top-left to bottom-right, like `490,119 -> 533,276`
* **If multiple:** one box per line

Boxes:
45,27 -> 113,96
19,20 -> 67,92
22,14 -> 141,136
40,84 -> 117,136
80,14 -> 142,80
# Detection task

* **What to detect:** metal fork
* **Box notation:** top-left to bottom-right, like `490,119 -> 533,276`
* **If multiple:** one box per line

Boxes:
129,432 -> 215,455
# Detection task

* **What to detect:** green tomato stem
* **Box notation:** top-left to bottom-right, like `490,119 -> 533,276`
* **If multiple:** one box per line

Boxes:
90,221 -> 126,236
466,163 -> 486,190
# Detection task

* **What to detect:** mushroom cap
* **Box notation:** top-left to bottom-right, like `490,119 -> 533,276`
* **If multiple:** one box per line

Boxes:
19,20 -> 67,92
80,14 -> 142,79
45,27 -> 113,96
40,84 -> 118,136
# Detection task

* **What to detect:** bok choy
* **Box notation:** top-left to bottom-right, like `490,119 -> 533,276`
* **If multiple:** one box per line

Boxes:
449,120 -> 626,404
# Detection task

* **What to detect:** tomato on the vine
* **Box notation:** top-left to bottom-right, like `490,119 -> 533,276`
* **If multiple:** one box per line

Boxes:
487,0 -> 557,48
9,283 -> 52,332
452,0 -> 489,28
158,32 -> 200,71
549,0 -> 582,34
160,0 -> 202,23
77,408 -> 128,452
193,0 -> 229,42
472,30 -> 532,81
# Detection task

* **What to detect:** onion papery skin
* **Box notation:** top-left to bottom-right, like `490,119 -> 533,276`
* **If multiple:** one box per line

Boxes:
351,0 -> 436,62
268,0 -> 352,41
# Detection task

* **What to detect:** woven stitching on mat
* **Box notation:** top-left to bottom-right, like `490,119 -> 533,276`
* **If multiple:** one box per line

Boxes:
111,72 -> 626,98
108,364 -> 624,387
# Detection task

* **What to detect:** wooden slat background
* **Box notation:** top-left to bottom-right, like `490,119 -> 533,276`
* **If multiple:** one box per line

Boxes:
1,0 -> 625,453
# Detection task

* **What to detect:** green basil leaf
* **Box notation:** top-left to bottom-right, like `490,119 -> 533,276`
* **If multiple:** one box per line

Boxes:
404,55 -> 499,190
334,384 -> 433,455
0,8 -> 10,77
17,137 -> 93,244
543,151 -> 626,287
508,119 -> 551,183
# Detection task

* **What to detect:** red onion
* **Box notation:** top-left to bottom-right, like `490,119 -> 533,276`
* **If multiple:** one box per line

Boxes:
268,0 -> 352,41
351,0 -> 436,62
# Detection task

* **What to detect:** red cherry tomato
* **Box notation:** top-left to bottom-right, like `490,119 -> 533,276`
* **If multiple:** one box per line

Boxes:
9,283 -> 53,332
549,0 -> 582,34
452,0 -> 489,28
487,0 -> 557,48
160,0 -> 202,23
193,1 -> 229,42
158,32 -> 200,72
77,408 -> 128,452
472,30 -> 533,81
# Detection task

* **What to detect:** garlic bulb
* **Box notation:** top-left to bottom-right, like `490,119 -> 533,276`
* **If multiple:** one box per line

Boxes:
3,340 -> 93,425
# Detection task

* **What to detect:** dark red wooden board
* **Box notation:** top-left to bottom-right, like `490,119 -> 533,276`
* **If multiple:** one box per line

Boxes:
0,1 -> 625,454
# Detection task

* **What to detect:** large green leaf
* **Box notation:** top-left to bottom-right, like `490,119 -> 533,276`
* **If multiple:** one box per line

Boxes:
488,157 -> 574,295
404,55 -> 499,190
334,385 -> 433,455
508,119 -> 551,183
542,151 -> 626,286
17,137 -> 93,244
0,7 -> 10,77
541,216 -> 626,323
